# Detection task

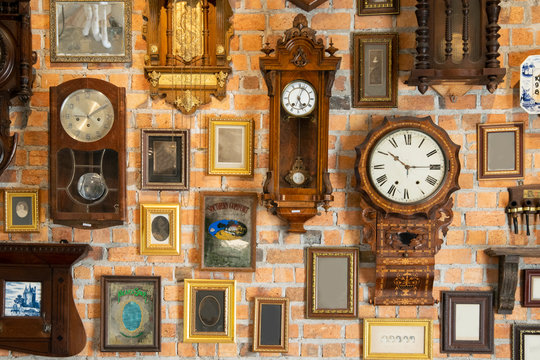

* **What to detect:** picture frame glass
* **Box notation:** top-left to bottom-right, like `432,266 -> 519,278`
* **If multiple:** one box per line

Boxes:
11,196 -> 33,226
363,44 -> 387,97
4,281 -> 41,317
259,303 -> 282,346
531,276 -> 540,301
152,140 -> 179,177
194,289 -> 226,334
202,193 -> 256,270
215,125 -> 245,168
53,1 -> 129,60
370,325 -> 425,354
316,256 -> 348,309
525,334 -> 540,358
487,131 -> 516,171
150,213 -> 170,245
454,303 -> 480,341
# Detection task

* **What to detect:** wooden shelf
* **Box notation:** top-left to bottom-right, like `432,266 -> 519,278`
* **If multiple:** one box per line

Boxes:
485,247 -> 540,314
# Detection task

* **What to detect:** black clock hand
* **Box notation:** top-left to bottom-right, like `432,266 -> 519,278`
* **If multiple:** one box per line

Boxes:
388,151 -> 411,175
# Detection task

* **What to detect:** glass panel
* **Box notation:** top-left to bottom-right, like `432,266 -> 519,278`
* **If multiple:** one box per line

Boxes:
316,256 -> 348,309
487,131 -> 516,171
455,303 -> 480,341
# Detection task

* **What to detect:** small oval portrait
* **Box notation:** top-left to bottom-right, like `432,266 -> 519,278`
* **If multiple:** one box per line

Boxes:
208,220 -> 247,240
198,295 -> 221,327
15,201 -> 29,219
151,215 -> 170,242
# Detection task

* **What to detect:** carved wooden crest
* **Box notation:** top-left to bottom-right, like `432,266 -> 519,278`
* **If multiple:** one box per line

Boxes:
143,0 -> 233,114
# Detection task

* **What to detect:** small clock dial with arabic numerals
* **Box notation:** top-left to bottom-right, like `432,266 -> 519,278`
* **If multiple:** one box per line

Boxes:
368,128 -> 446,204
60,89 -> 114,142
281,80 -> 316,116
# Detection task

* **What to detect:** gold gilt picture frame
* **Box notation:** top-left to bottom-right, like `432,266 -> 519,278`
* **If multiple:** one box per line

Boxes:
183,279 -> 236,343
253,297 -> 289,353
140,203 -> 180,255
4,189 -> 39,232
477,122 -> 524,180
50,0 -> 132,63
208,118 -> 253,176
306,247 -> 358,318
364,318 -> 433,360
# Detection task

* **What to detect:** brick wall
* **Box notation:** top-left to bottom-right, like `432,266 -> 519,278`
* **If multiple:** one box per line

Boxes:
1,0 -> 539,358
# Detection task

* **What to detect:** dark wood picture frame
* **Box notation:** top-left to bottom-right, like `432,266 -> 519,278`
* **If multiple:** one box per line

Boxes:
101,276 -> 161,352
441,291 -> 494,354
253,297 -> 289,353
200,192 -> 257,271
141,129 -> 190,190
477,122 -> 524,180
358,0 -> 399,15
523,269 -> 540,307
306,247 -> 358,318
352,33 -> 398,108
513,324 -> 540,360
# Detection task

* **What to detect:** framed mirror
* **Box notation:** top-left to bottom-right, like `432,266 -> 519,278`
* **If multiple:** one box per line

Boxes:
477,122 -> 524,180
253,297 -> 289,352
306,247 -> 358,318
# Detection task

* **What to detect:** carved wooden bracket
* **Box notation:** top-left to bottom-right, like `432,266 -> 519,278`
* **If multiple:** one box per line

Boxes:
0,243 -> 90,357
485,247 -> 540,314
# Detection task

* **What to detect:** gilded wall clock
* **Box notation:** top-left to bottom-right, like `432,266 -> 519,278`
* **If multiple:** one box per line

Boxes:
49,78 -> 126,229
354,116 -> 460,305
260,14 -> 340,233
0,0 -> 35,177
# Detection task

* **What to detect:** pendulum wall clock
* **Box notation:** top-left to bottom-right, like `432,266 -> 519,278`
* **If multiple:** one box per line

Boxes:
49,78 -> 126,229
354,116 -> 460,305
0,0 -> 35,177
259,14 -> 340,233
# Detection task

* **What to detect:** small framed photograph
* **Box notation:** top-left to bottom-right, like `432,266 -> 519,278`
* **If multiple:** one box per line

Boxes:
441,291 -> 494,353
352,33 -> 398,108
208,118 -> 253,176
477,122 -> 524,180
513,324 -> 540,360
50,0 -> 132,62
358,0 -> 399,16
363,318 -> 433,360
183,279 -> 236,343
140,203 -> 180,255
4,189 -> 39,232
100,276 -> 161,352
523,269 -> 540,307
306,247 -> 358,318
141,129 -> 190,191
200,192 -> 257,271
253,297 -> 289,353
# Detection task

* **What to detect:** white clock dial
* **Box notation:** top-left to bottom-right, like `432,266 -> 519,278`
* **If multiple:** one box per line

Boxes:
281,80 -> 316,116
292,171 -> 306,185
368,129 -> 447,204
60,89 -> 114,142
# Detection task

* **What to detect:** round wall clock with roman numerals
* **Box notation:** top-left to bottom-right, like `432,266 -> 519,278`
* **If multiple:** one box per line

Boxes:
354,116 -> 460,306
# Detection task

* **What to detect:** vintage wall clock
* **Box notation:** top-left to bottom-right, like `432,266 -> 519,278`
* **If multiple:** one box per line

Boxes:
49,78 -> 126,229
0,0 -> 35,177
259,14 -> 341,233
354,116 -> 460,305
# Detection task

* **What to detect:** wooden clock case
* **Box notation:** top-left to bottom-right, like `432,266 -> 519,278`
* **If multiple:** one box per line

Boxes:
259,14 -> 340,233
49,78 -> 126,229
0,0 -> 35,176
0,243 -> 90,357
354,116 -> 460,305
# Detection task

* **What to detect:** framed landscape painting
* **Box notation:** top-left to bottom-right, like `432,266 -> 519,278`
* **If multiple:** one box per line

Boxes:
200,192 -> 257,271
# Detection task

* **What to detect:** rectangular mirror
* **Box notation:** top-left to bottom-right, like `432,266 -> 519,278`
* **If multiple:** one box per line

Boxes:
253,297 -> 289,352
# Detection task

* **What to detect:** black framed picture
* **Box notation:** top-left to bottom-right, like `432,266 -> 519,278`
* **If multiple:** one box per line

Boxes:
513,324 -> 540,360
441,291 -> 494,354
141,129 -> 190,190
